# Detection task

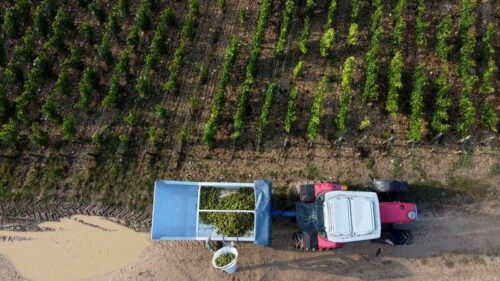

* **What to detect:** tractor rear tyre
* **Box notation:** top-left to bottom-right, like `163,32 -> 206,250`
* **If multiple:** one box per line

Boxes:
378,229 -> 413,245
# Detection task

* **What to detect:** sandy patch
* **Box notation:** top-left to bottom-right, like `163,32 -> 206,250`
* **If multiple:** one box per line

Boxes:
0,215 -> 149,281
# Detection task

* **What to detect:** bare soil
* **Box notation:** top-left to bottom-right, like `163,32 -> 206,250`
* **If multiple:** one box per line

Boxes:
2,203 -> 499,281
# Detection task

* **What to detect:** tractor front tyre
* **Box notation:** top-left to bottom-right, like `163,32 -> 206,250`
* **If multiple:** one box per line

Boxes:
378,229 -> 414,245
292,231 -> 319,250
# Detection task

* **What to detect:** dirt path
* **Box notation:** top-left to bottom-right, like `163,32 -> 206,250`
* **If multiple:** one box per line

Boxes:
1,206 -> 500,281
1,194 -> 500,281
83,204 -> 500,280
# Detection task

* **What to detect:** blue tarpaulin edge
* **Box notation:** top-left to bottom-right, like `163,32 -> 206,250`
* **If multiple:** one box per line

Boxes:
254,179 -> 272,246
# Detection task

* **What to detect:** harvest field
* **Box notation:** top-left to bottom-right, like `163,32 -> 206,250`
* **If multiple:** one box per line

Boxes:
0,0 -> 498,215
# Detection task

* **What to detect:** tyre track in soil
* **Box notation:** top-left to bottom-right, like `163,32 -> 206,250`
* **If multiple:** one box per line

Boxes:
165,0 -> 243,167
0,201 -> 151,235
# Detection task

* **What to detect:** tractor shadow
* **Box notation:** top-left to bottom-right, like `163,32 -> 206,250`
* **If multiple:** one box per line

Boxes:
238,252 -> 412,280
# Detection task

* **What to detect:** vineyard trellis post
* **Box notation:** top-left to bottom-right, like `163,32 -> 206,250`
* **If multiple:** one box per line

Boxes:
457,135 -> 473,154
332,136 -> 344,156
479,136 -> 494,149
382,131 -> 395,156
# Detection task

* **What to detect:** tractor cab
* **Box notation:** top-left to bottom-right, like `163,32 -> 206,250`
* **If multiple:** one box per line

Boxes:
293,182 -> 417,250
322,191 -> 381,243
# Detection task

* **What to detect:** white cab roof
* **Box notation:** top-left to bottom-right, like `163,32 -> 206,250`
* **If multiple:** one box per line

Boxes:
323,191 -> 381,243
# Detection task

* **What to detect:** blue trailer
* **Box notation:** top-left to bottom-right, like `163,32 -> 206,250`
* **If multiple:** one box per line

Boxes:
151,179 -> 272,246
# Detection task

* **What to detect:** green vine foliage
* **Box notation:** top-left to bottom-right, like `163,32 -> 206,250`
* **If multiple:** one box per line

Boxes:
52,68 -> 71,96
436,16 -> 452,61
298,17 -> 310,55
391,0 -> 406,51
320,28 -> 335,57
431,63 -> 452,134
386,51 -> 403,116
479,24 -> 497,96
348,0 -> 360,46
231,0 -> 272,141
478,24 -> 498,132
29,122 -> 49,146
307,76 -> 328,143
97,33 -> 113,63
90,1 -> 106,22
136,7 -> 174,98
293,61 -> 305,78
458,30 -> 477,79
78,67 -> 98,109
459,0 -> 476,39
0,119 -> 17,145
347,23 -> 358,46
456,0 -> 478,136
45,7 -> 73,51
34,4 -> 50,35
136,0 -> 152,31
62,115 -> 77,142
163,41 -> 185,93
335,57 -> 355,134
284,85 -> 299,134
107,12 -> 120,35
42,94 -> 59,122
324,0 -> 337,30
351,0 -> 361,22
363,26 -> 382,102
457,75 -> 478,136
257,82 -> 277,147
203,36 -> 239,148
408,64 -> 427,142
306,0 -> 315,12
370,0 -> 382,34
2,0 -> 30,38
319,0 -> 337,57
16,52 -> 51,122
164,0 -> 199,94
415,0 -> 427,48
275,0 -> 295,56
102,75 -> 121,107
481,99 -> 498,133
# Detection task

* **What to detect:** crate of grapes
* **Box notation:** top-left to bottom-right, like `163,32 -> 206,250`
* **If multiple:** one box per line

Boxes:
151,180 -> 272,246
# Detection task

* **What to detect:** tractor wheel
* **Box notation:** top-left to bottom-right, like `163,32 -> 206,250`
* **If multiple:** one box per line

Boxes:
287,184 -> 300,201
292,232 -> 318,251
368,177 -> 410,202
292,232 -> 304,249
379,229 -> 413,245
368,176 -> 409,193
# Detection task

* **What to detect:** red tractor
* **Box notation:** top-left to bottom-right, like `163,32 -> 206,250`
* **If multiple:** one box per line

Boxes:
290,177 -> 417,250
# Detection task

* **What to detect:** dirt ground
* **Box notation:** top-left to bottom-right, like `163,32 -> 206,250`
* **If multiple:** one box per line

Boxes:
92,201 -> 500,281
1,198 -> 500,281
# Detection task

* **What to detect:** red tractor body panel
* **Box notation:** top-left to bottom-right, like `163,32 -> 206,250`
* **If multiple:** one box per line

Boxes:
314,182 -> 342,196
318,235 -> 345,249
379,202 -> 418,224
